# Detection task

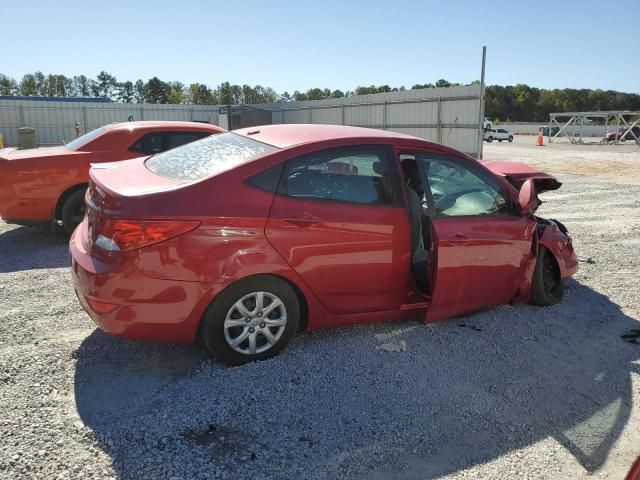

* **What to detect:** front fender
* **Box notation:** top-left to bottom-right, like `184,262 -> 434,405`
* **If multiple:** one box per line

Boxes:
539,221 -> 579,279
513,219 -> 578,303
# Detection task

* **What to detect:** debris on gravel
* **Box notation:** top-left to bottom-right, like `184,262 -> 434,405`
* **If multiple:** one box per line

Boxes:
0,137 -> 638,480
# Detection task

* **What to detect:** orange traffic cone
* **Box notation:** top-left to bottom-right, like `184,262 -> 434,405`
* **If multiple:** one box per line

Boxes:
536,130 -> 545,146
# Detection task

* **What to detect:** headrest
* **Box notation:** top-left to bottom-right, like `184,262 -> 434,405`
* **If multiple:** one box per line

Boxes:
373,161 -> 386,175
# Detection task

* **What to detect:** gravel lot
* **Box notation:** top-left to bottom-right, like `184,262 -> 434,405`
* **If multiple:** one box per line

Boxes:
0,136 -> 638,479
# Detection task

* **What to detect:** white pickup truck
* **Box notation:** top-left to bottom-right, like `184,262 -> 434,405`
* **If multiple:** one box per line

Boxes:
484,128 -> 514,143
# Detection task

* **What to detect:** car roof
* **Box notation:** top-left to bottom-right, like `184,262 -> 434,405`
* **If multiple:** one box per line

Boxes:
233,124 -> 423,149
104,121 -> 222,132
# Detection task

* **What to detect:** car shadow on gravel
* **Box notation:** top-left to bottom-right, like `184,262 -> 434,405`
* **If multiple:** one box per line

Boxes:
0,225 -> 69,273
73,281 -> 639,480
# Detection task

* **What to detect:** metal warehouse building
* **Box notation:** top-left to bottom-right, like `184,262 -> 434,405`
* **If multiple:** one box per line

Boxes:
0,84 -> 484,157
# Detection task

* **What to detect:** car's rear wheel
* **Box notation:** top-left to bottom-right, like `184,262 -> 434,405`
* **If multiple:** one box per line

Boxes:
530,246 -> 563,306
200,275 -> 300,365
61,188 -> 87,236
508,136 -> 514,142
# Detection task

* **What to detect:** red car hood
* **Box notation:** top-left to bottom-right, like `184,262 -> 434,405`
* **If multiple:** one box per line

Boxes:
482,160 -> 562,193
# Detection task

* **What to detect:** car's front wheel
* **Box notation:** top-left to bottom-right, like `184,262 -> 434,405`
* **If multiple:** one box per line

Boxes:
61,188 -> 87,235
508,136 -> 514,142
200,275 -> 300,365
530,246 -> 563,306
486,136 -> 493,142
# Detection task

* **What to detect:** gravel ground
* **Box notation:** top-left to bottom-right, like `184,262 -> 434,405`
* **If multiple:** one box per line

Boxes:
0,136 -> 639,479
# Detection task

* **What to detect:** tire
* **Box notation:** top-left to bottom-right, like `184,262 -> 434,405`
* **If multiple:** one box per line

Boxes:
61,188 -> 87,236
200,275 -> 300,365
486,137 -> 493,143
530,246 -> 563,306
508,136 -> 513,143
498,139 -> 503,142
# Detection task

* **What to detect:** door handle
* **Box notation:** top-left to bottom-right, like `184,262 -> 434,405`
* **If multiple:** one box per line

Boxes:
284,214 -> 321,227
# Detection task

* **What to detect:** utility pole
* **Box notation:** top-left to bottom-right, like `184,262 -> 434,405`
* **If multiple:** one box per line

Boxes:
478,46 -> 487,159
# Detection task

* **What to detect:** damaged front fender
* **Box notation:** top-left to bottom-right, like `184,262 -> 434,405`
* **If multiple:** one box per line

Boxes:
514,218 -> 579,303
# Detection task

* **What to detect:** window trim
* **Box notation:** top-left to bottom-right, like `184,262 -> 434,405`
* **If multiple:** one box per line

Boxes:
276,145 -> 404,208
414,153 -> 515,218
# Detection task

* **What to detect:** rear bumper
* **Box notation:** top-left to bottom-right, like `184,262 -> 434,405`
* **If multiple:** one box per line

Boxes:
0,183 -> 53,224
69,227 -> 208,344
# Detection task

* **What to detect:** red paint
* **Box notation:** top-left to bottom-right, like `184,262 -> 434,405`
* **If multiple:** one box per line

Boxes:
483,160 -> 562,193
0,121 -> 223,225
69,125 -> 578,344
626,457 -> 640,480
427,215 -> 535,322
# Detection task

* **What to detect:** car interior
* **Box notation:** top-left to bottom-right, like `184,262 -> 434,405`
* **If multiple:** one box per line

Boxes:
283,151 -> 394,205
399,154 -> 434,295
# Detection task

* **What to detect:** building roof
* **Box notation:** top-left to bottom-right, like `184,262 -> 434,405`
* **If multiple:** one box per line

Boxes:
0,95 -> 113,103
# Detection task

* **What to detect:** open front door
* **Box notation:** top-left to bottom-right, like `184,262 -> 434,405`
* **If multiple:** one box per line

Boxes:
415,154 -> 535,322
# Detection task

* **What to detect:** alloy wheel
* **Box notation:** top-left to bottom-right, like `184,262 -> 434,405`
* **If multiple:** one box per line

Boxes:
223,291 -> 287,355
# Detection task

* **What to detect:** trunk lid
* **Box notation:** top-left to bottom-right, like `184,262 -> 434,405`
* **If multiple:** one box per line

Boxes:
85,157 -> 186,250
482,160 -> 562,193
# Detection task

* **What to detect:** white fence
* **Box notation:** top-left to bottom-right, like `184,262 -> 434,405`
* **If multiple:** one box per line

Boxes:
253,85 -> 482,157
1,85 -> 483,157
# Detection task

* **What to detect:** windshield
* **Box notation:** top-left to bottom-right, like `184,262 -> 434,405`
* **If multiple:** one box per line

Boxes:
65,127 -> 106,150
145,132 -> 278,181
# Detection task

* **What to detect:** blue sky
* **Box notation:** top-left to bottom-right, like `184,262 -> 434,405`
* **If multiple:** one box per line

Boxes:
4,0 -> 639,93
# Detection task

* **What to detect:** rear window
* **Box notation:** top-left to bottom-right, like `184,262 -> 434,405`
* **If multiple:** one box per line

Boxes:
65,127 -> 106,150
145,132 -> 278,181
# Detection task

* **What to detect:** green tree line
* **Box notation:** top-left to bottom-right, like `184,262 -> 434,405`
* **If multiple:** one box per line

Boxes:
1,71 -> 638,122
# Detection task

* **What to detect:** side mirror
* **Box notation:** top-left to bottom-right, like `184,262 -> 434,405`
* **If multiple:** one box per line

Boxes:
518,179 -> 539,215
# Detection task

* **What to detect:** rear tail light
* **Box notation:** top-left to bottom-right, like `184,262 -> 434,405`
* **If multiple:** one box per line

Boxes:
95,219 -> 200,252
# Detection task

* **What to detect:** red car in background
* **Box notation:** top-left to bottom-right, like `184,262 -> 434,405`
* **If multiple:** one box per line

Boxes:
70,124 -> 578,365
606,125 -> 640,143
0,121 -> 224,234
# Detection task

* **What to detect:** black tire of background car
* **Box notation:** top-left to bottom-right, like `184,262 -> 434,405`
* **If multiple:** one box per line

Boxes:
200,275 -> 300,365
508,136 -> 513,142
61,188 -> 87,236
487,137 -> 493,142
530,246 -> 564,306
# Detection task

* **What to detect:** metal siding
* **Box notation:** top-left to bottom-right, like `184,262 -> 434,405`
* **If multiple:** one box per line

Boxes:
254,84 -> 482,156
311,107 -> 342,125
0,85 -> 481,155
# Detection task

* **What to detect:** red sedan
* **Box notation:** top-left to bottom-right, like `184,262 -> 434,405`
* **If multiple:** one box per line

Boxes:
0,121 -> 224,234
70,124 -> 578,365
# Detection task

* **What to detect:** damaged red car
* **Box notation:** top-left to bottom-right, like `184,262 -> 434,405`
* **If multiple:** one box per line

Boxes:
70,124 -> 578,365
